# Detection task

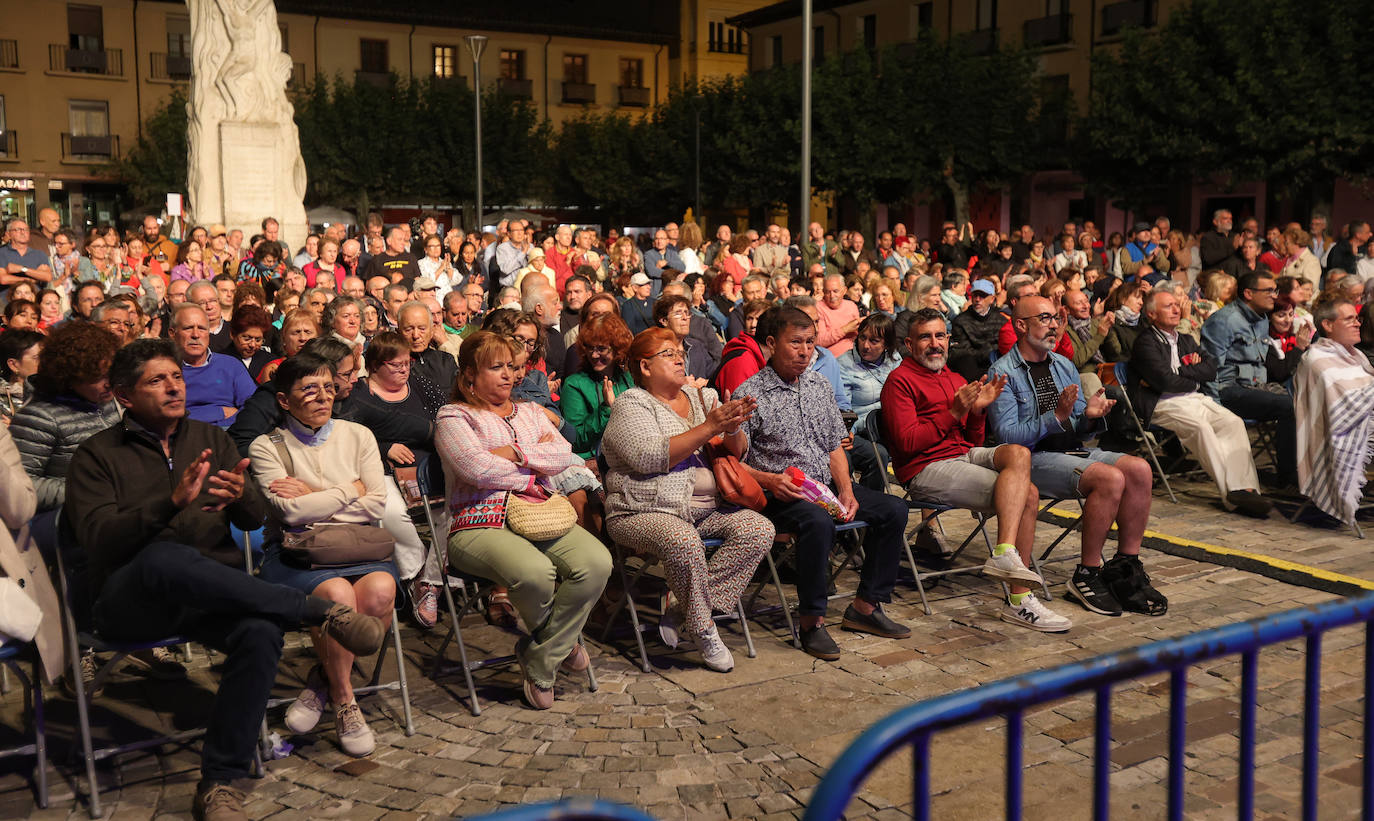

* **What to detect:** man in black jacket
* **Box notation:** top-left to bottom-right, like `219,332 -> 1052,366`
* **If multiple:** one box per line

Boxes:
1199,209 -> 1238,270
1128,290 -> 1270,517
63,339 -> 386,821
948,279 -> 1003,380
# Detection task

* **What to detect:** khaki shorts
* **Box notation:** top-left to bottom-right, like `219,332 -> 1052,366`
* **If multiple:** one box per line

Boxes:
905,446 -> 1002,514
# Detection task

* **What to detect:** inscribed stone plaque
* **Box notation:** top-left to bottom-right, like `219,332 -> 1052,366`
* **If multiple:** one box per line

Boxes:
219,122 -> 279,223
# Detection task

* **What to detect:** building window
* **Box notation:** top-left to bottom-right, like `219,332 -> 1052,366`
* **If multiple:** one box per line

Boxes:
500,49 -> 526,80
279,24 -> 289,53
861,14 -> 877,50
67,4 -> 103,53
813,27 -> 824,63
69,99 -> 109,137
432,44 -> 456,79
166,16 -> 190,58
618,57 -> 643,89
359,38 -> 388,74
917,2 -> 933,28
976,0 -> 998,30
563,53 -> 587,84
770,35 -> 783,66
708,21 -> 745,54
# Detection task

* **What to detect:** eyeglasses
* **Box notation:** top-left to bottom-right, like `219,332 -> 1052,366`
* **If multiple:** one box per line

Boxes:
513,335 -> 537,349
647,348 -> 686,363
1024,312 -> 1062,326
295,382 -> 338,401
1251,287 -> 1278,295
382,359 -> 412,371
667,309 -> 691,319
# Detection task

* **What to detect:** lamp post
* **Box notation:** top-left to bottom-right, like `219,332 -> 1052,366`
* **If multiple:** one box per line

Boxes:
464,34 -> 488,232
799,0 -> 812,235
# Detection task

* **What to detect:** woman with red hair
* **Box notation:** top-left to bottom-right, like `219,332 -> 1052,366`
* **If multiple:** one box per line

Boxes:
560,313 -> 635,459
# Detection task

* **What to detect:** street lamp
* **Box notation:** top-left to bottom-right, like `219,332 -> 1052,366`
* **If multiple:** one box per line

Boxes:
464,34 -> 488,232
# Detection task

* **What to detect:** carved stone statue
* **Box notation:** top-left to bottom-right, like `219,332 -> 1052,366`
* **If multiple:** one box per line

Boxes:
186,0 -> 308,255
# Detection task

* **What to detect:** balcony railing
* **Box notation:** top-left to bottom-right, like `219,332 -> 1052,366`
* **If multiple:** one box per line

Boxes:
497,77 -> 532,98
1101,0 -> 1156,36
149,51 -> 192,81
707,34 -> 747,54
0,39 -> 18,69
0,131 -> 16,159
49,44 -> 123,76
617,86 -> 649,107
1024,13 -> 1073,48
61,133 -> 118,161
562,81 -> 596,104
965,28 -> 998,55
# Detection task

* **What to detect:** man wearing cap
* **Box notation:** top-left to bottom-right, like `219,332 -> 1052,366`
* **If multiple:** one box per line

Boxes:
1120,222 -> 1171,281
205,225 -> 236,278
949,278 -> 1004,380
620,272 -> 654,335
412,275 -> 441,299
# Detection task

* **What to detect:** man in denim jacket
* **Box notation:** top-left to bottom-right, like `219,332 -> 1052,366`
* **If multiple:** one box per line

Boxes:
988,296 -> 1166,620
1198,271 -> 1297,486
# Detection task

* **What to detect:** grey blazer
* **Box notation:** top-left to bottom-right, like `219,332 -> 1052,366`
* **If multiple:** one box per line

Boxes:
601,386 -> 722,522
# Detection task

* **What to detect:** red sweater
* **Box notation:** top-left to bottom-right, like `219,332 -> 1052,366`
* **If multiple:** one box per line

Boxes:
715,333 -> 765,398
879,357 -> 987,484
997,317 -> 1074,358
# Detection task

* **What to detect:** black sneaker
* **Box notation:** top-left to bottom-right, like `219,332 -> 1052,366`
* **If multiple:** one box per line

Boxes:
1063,564 -> 1123,617
1225,490 -> 1273,518
800,625 -> 840,661
840,603 -> 911,639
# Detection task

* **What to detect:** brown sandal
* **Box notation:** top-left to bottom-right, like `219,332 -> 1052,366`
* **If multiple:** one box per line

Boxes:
485,589 -> 519,630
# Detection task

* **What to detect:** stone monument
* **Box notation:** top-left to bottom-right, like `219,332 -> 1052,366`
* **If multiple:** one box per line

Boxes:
185,0 -> 308,255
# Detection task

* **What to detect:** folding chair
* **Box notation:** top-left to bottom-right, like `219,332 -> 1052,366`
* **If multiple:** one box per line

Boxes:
1289,498 -> 1370,539
241,529 -> 415,746
745,520 -> 866,647
1112,361 -> 1179,503
600,537 -> 757,673
417,466 -> 596,716
863,408 -> 1030,613
0,640 -> 48,809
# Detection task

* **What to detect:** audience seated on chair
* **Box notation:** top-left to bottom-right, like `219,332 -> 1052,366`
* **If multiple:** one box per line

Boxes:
880,307 -> 1066,631
988,296 -> 1167,619
715,299 -> 775,397
1293,298 -> 1374,527
1130,290 -> 1271,517
1199,271 -> 1298,486
736,306 -> 911,661
948,278 -> 1003,381
249,352 -> 399,758
435,331 -> 611,710
560,313 -> 635,460
171,303 -> 256,428
0,422 -> 63,684
600,328 -> 773,673
838,313 -> 902,491
62,338 -> 386,821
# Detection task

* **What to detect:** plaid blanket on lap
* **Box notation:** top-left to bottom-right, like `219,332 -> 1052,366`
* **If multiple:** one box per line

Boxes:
1294,338 -> 1374,525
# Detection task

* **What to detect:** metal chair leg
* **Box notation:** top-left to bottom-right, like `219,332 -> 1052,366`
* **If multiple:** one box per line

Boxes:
30,658 -> 48,809
389,613 -> 414,735
438,580 -> 481,716
763,548 -> 799,648
736,599 -> 757,659
618,553 -> 652,674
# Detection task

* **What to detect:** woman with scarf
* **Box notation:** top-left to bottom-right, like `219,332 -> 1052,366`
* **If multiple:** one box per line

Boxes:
1100,281 -> 1146,362
1265,296 -> 1313,386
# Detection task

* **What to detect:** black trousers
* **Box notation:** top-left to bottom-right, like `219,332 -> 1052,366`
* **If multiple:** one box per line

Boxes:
93,542 -> 308,783
1216,383 -> 1297,483
763,484 -> 907,617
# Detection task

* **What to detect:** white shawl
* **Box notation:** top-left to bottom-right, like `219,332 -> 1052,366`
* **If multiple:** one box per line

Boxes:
1294,338 -> 1374,525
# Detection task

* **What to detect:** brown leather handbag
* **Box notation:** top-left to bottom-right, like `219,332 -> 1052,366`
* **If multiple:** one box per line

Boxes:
696,388 -> 766,511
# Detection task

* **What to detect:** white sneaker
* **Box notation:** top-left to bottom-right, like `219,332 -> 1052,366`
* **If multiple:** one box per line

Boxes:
695,625 -> 734,673
284,666 -> 329,734
1000,593 -> 1073,633
982,550 -> 1045,585
335,700 -> 375,757
658,592 -> 681,649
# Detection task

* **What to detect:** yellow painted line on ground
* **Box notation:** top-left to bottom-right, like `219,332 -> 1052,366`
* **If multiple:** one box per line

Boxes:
1043,505 -> 1374,592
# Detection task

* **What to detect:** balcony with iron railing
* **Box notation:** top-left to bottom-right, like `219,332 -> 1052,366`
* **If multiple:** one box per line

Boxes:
149,51 -> 192,81
1101,0 -> 1157,36
1024,13 -> 1073,48
617,86 -> 649,108
48,44 -> 123,76
61,133 -> 119,162
561,81 -> 596,104
707,33 -> 747,55
0,39 -> 18,69
497,77 -> 532,98
0,131 -> 16,160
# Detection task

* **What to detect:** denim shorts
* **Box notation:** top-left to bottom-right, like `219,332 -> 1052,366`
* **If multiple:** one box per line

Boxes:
1029,448 -> 1126,499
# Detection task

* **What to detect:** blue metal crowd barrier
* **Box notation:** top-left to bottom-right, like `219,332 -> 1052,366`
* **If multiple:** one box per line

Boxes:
465,799 -> 658,821
802,590 -> 1374,821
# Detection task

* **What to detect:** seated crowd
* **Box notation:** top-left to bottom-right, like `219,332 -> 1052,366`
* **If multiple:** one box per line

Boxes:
1,208 -> 1371,820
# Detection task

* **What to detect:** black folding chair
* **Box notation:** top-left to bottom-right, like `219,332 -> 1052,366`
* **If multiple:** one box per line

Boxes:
0,640 -> 48,809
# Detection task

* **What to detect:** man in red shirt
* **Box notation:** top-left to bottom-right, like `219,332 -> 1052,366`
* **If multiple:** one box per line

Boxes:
881,307 -> 1071,632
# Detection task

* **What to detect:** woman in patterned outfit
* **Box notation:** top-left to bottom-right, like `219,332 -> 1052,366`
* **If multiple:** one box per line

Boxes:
600,328 -> 774,673
436,332 -> 611,710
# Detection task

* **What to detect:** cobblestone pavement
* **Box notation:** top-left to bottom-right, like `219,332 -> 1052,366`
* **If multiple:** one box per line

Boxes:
0,472 -> 1368,820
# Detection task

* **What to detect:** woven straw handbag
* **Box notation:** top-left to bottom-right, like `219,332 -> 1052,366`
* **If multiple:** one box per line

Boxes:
505,489 -> 577,542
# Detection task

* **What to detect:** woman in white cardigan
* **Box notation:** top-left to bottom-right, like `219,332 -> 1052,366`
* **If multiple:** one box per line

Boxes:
249,352 -> 396,758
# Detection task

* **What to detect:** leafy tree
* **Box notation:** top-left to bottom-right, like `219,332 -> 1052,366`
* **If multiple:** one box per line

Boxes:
107,90 -> 189,203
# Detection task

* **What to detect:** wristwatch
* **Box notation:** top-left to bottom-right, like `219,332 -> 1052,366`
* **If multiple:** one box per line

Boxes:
19,266 -> 27,275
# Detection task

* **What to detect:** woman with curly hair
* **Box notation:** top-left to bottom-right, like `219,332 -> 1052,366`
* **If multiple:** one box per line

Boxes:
560,313 -> 635,459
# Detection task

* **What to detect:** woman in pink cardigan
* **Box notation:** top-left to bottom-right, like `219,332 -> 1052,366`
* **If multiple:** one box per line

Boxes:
436,332 -> 610,710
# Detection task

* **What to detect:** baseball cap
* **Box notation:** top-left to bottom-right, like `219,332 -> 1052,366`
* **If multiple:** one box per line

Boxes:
971,279 -> 996,296
209,223 -> 228,237
630,272 -> 651,286
414,276 -> 439,291
1132,221 -> 1152,234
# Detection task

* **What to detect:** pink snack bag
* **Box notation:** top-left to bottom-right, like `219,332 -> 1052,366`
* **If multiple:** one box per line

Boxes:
784,467 -> 853,522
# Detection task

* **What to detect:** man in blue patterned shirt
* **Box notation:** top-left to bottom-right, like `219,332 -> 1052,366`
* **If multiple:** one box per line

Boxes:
737,306 -> 910,661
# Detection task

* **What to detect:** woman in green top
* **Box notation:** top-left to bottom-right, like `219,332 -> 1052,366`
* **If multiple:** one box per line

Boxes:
560,313 -> 635,460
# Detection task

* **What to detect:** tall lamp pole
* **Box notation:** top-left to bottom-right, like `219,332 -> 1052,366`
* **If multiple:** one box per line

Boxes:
799,0 -> 812,236
465,35 -> 488,232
